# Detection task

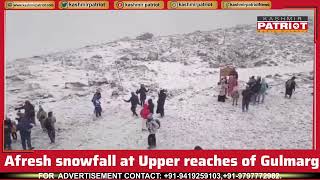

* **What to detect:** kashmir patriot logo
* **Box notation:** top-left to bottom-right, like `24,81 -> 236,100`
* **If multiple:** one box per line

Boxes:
257,16 -> 308,32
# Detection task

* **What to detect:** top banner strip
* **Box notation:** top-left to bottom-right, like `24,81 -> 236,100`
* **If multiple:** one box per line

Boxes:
3,0 -> 280,10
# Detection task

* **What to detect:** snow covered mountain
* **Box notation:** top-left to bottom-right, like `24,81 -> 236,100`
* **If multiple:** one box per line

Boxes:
6,23 -> 314,150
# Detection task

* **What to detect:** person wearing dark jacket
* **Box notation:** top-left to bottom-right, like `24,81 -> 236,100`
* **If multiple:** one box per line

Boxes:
15,111 -> 24,123
91,89 -> 102,116
285,76 -> 296,98
251,77 -> 261,105
93,99 -> 102,118
45,111 -> 56,144
16,118 -> 34,150
15,100 -> 36,125
136,84 -> 149,106
4,118 -> 12,150
91,89 -> 101,104
242,86 -> 252,112
37,105 -> 47,131
156,89 -> 167,117
148,99 -> 154,114
247,76 -> 256,88
124,92 -> 140,116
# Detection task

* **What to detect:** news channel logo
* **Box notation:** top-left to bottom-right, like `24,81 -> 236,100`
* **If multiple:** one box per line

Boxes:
257,16 -> 308,32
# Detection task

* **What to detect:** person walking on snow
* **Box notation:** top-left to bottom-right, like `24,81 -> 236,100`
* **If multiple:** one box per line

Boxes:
124,92 -> 140,116
44,111 -> 56,144
148,99 -> 154,114
16,117 -> 34,150
37,105 -> 47,131
146,114 -> 160,149
257,78 -> 269,103
11,119 -> 17,141
91,89 -> 102,116
218,78 -> 228,102
94,99 -> 102,118
136,84 -> 149,106
231,86 -> 240,106
285,76 -> 296,99
242,86 -> 252,112
251,76 -> 261,105
15,100 -> 36,126
247,76 -> 256,88
228,75 -> 238,96
140,104 -> 150,131
156,89 -> 167,117
4,117 -> 12,150
91,89 -> 102,103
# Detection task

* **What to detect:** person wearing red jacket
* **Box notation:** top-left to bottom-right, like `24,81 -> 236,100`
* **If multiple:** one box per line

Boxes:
140,104 -> 150,131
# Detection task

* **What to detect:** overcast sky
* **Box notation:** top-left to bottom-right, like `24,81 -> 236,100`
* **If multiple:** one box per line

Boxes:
5,10 -> 313,61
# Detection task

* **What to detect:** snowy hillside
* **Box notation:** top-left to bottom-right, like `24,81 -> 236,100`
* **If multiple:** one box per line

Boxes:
6,23 -> 314,150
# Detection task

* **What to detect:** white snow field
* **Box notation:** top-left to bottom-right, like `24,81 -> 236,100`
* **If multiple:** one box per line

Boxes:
6,24 -> 314,150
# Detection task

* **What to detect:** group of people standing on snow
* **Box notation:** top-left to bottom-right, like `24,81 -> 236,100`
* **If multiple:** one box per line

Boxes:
217,68 -> 297,112
123,84 -> 167,118
218,69 -> 239,104
4,101 -> 57,150
88,84 -> 166,149
241,76 -> 269,112
123,84 -> 167,149
5,70 -> 297,150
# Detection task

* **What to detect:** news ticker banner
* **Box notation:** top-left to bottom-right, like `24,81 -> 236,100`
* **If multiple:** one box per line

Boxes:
3,0 -> 273,10
1,172 -> 320,179
1,150 -> 320,173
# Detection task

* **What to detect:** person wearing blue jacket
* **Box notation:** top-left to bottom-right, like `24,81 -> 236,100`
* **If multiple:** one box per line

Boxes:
94,99 -> 102,117
16,118 -> 34,150
92,89 -> 102,117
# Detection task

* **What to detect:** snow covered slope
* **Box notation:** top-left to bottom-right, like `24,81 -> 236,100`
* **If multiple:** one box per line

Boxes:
6,24 -> 314,149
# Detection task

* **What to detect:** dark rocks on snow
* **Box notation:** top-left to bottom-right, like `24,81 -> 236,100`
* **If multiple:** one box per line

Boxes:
254,60 -> 268,67
91,55 -> 103,59
120,56 -> 130,61
204,35 -> 214,42
88,78 -> 109,86
110,81 -> 117,88
118,86 -> 124,92
209,62 -> 219,68
265,75 -> 272,78
7,75 -> 25,82
136,33 -> 154,40
274,73 -> 281,77
65,82 -> 88,89
74,92 -> 90,97
147,52 -> 158,60
197,51 -> 207,56
31,92 -> 54,99
111,90 -> 119,97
